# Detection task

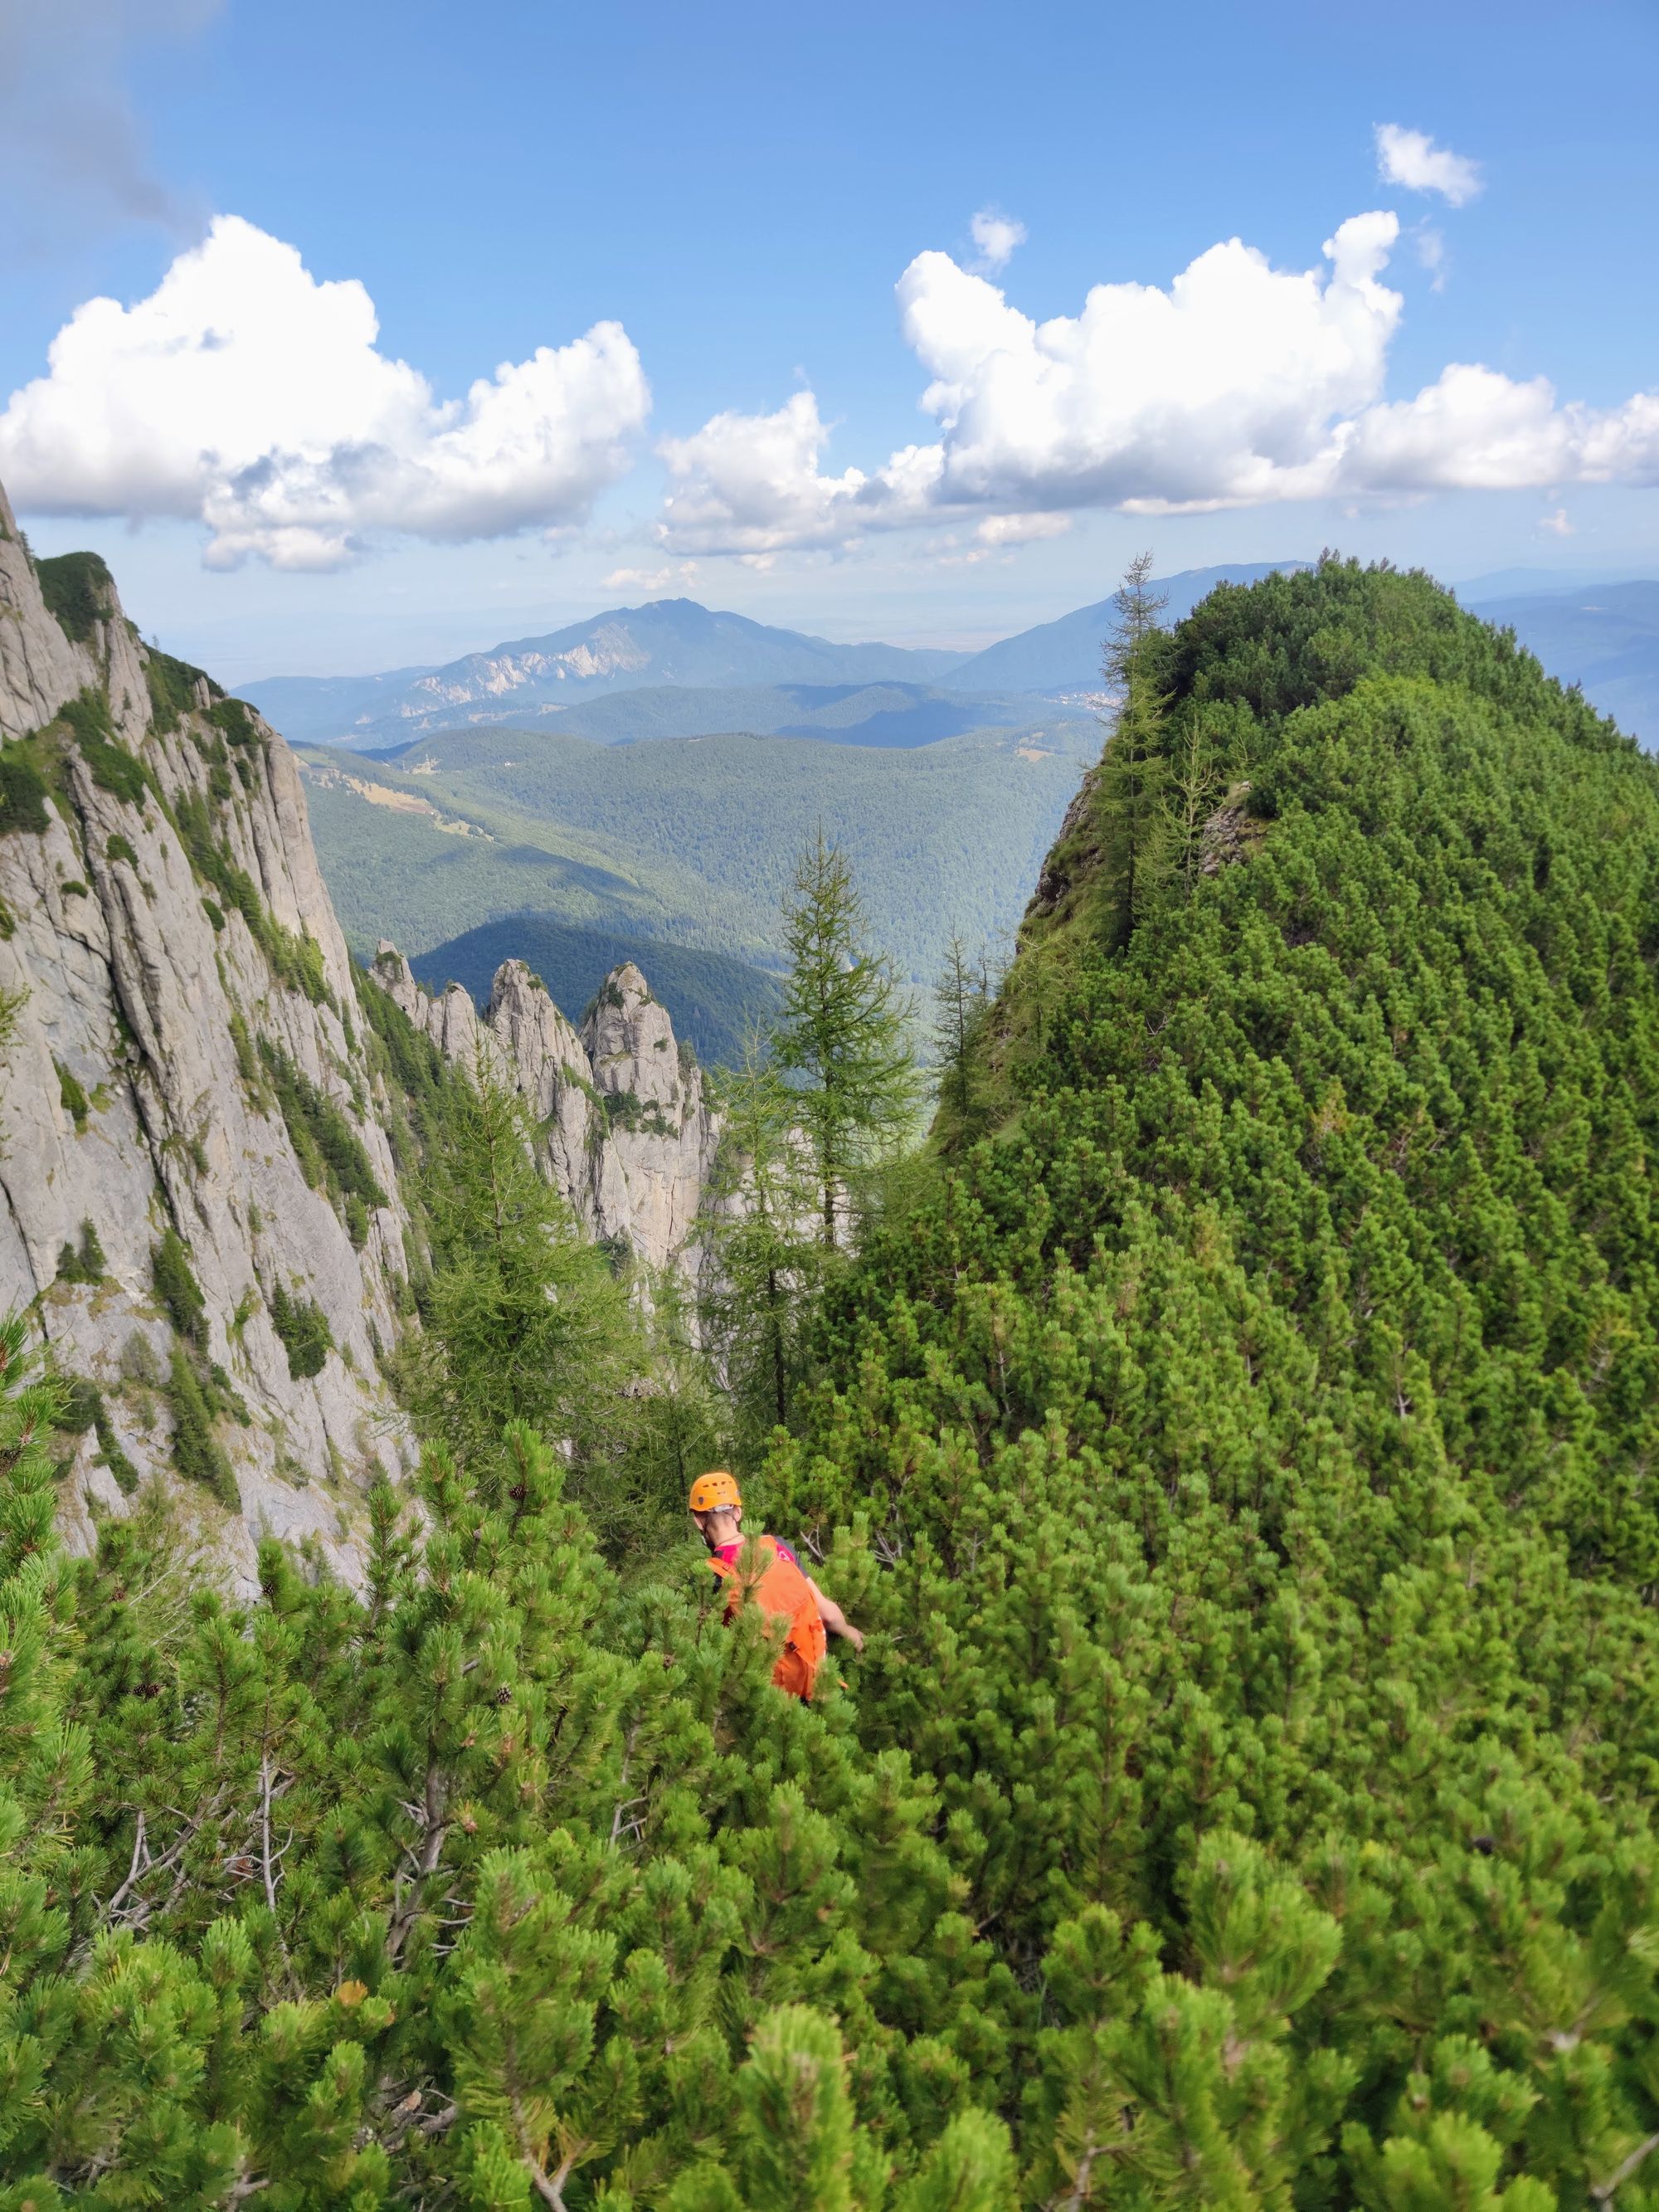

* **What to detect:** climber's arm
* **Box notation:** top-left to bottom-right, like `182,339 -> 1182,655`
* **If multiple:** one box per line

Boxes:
810,1580 -> 864,1653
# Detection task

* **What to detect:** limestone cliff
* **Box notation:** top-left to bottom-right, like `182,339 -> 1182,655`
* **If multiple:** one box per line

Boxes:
367,946 -> 724,1304
0,484 -> 417,1588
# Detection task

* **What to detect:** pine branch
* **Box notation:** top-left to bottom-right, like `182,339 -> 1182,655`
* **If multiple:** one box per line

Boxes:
387,1756 -> 450,1961
259,1752 -> 280,1915
1593,2131 -> 1659,2204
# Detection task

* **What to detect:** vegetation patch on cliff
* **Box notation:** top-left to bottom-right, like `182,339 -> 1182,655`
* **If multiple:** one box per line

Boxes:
257,1033 -> 387,1239
35,549 -> 115,646
0,735 -> 54,836
268,1279 -> 334,1379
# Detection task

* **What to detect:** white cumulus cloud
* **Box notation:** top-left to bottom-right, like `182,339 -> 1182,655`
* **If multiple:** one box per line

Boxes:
658,213 -> 1404,551
655,209 -> 1659,557
898,212 -> 1404,513
657,390 -> 908,557
930,511 -> 1073,568
0,216 -> 651,568
969,208 -> 1026,273
1375,124 -> 1483,207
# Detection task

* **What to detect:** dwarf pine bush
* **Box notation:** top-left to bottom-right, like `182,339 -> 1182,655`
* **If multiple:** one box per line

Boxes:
7,563 -> 1659,2205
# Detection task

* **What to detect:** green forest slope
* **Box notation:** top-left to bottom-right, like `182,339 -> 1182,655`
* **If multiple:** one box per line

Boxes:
461,680 -> 1075,748
299,722 -> 1092,984
768,558 -> 1659,2200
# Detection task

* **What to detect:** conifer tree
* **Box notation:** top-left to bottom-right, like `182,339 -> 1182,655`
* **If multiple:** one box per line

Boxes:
774,830 -> 921,1245
1161,703 -> 1228,895
605,1263 -> 731,1557
406,1051 -> 639,1479
932,931 -> 995,1146
1096,550 -> 1172,939
699,1048 -> 824,1461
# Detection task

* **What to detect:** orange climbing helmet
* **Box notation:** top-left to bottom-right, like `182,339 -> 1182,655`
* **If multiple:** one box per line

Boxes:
688,1469 -> 742,1514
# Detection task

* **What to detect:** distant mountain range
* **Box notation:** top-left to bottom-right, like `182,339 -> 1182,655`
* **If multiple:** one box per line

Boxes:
940,563 -> 1313,694
241,565 -> 1312,749
1462,582 -> 1659,746
354,679 -> 1079,753
242,559 -> 1659,758
1453,567 -> 1643,602
245,602 -> 965,748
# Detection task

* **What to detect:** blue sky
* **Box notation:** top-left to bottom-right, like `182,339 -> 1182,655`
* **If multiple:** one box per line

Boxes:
3,0 -> 1656,678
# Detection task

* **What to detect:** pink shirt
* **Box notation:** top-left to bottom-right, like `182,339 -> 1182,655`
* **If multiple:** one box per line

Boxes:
713,1537 -> 801,1570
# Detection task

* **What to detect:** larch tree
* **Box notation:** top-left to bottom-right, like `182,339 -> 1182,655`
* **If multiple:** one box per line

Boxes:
403,1047 -> 640,1485
699,1045 -> 825,1463
1096,548 -> 1173,940
773,829 -> 920,1245
932,928 -> 996,1147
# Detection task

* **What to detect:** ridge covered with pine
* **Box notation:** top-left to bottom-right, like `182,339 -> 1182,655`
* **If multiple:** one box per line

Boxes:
6,559 -> 1659,2207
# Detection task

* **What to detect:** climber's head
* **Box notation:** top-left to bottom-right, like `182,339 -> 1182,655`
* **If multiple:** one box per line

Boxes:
688,1469 -> 743,1547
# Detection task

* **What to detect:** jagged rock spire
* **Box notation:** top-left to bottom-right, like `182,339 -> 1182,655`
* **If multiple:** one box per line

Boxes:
370,947 -> 723,1298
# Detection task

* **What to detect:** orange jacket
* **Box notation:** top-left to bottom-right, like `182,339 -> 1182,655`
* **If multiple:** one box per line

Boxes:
708,1534 -> 828,1700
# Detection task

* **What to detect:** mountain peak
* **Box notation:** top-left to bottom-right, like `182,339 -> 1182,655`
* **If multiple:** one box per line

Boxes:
243,598 -> 969,747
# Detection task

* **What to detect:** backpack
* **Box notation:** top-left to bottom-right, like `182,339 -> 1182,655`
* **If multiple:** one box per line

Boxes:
708,1534 -> 828,1700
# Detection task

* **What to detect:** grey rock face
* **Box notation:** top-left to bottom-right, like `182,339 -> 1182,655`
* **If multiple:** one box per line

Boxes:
0,485 -> 90,738
0,490 -> 416,1592
1,475 -> 735,1592
369,947 -> 725,1304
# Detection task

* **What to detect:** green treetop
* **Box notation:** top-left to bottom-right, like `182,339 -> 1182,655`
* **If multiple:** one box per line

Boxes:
699,1045 -> 827,1468
401,1050 -> 640,1484
774,829 -> 922,1245
1094,550 -> 1174,942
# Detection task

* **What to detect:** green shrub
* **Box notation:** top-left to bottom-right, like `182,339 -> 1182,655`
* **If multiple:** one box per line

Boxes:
0,746 -> 51,837
56,1219 -> 105,1284
143,646 -> 211,734
61,879 -> 88,898
228,1011 -> 260,1091
269,1280 -> 333,1380
55,1059 -> 90,1128
207,1362 -> 252,1425
163,1343 -> 236,1508
61,690 -> 149,808
92,1400 -> 139,1493
208,696 -> 260,749
55,1376 -> 102,1434
105,834 -> 139,869
151,1225 -> 206,1345
257,1036 -> 387,1220
171,789 -> 331,1002
285,928 -> 330,1004
601,1087 -> 674,1138
36,550 -> 114,645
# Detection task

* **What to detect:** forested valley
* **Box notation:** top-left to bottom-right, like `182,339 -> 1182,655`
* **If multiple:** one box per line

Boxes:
7,558 -> 1659,2209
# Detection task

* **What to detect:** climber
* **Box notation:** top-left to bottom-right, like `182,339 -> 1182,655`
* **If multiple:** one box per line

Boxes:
688,1470 -> 864,1699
